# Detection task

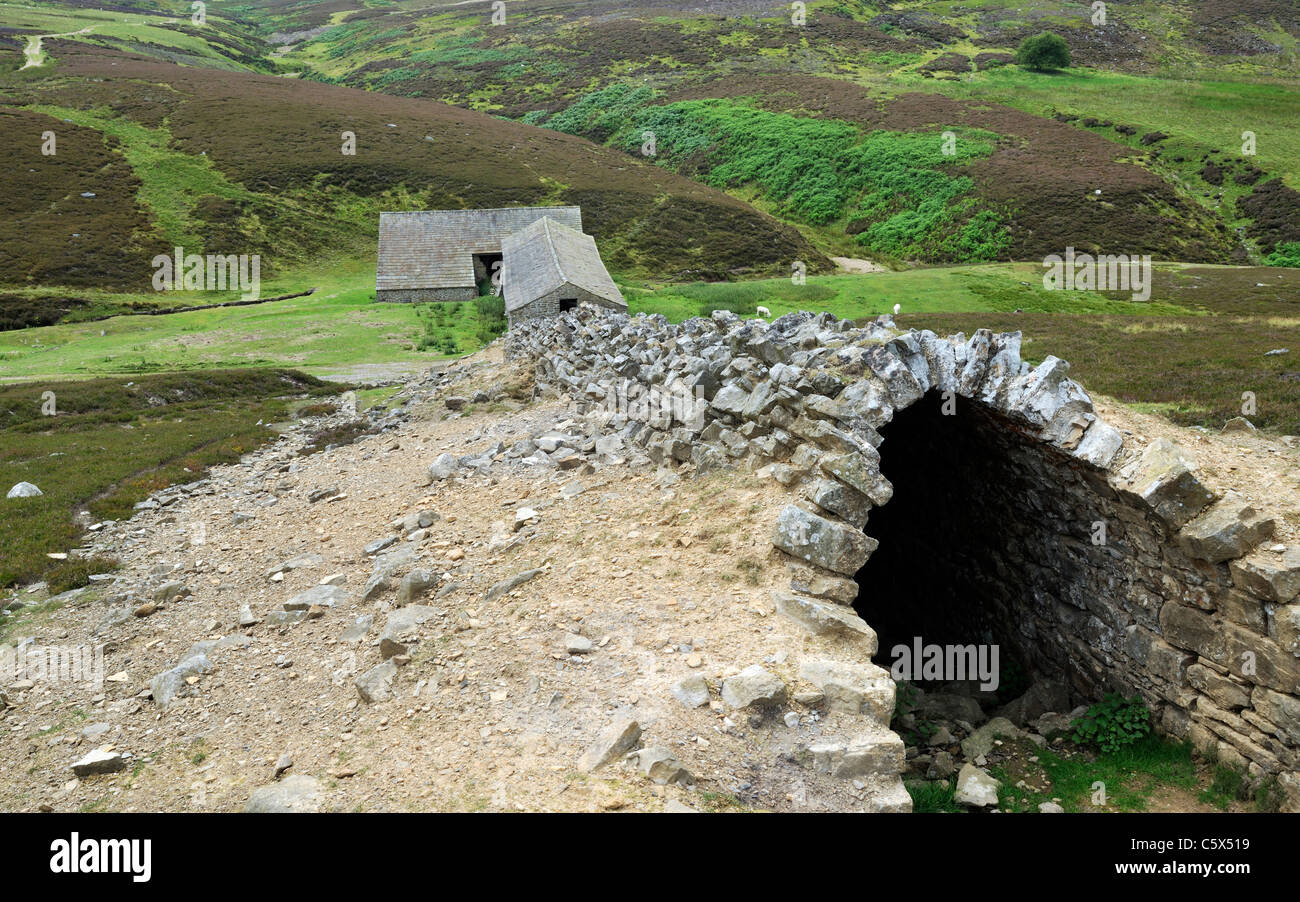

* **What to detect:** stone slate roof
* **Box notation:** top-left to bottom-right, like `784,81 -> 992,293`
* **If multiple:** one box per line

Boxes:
501,217 -> 626,314
377,206 -> 583,292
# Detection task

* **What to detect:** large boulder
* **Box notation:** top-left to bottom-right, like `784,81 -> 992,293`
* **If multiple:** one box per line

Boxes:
915,691 -> 985,726
284,584 -> 347,611
721,665 -> 787,710
1177,494 -> 1275,563
1230,547 -> 1300,603
995,680 -> 1070,727
797,657 -> 894,720
954,763 -> 1001,808
426,453 -> 459,482
244,775 -> 323,813
1117,439 -> 1216,529
808,731 -> 905,778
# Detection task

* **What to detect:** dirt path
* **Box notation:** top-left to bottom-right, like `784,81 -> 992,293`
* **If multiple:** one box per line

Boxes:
832,256 -> 886,274
20,26 -> 94,70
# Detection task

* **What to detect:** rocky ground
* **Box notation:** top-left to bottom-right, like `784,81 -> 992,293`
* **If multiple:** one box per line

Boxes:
3,335 -> 1297,813
0,346 -> 907,812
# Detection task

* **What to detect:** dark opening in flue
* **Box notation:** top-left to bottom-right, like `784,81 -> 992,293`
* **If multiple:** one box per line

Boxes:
852,390 -> 1096,716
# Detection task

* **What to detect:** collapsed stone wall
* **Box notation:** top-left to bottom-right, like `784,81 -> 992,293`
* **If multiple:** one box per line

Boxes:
507,306 -> 1300,798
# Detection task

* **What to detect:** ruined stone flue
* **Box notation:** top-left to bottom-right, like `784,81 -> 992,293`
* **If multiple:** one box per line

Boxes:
507,306 -> 1300,804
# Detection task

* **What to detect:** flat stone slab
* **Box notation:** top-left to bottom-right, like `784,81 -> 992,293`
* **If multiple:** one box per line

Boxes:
284,584 -> 348,611
485,569 -> 543,602
820,453 -> 893,507
578,718 -> 641,773
339,614 -> 374,643
355,660 -> 398,703
774,591 -> 877,652
244,775 -> 323,813
379,606 -> 439,643
150,653 -> 213,708
772,505 -> 877,576
71,748 -> 125,777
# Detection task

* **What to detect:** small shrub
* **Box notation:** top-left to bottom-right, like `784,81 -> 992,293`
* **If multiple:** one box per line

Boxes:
46,555 -> 118,595
473,295 -> 507,345
1070,693 -> 1151,753
736,557 -> 763,585
1254,775 -> 1284,812
1265,241 -> 1300,267
1016,32 -> 1071,71
297,402 -> 336,418
297,421 -> 376,456
906,779 -> 962,813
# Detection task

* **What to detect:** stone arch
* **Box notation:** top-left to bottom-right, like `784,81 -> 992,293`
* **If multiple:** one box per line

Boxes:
510,307 -> 1300,810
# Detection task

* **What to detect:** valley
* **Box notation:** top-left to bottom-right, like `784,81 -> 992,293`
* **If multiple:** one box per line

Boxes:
1,0 -> 1298,822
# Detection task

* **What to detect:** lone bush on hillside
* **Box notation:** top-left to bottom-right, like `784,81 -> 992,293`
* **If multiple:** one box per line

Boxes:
1016,32 -> 1071,71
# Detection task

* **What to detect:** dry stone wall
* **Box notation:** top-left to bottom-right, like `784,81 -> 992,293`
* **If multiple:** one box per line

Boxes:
507,306 -> 1300,803
376,287 -> 477,303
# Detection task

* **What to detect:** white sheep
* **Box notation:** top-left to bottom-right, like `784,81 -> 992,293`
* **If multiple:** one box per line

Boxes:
893,303 -> 901,315
756,305 -> 771,318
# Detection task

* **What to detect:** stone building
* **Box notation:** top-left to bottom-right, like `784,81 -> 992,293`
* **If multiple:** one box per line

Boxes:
375,205 -> 622,324
375,205 -> 584,303
502,217 -> 626,328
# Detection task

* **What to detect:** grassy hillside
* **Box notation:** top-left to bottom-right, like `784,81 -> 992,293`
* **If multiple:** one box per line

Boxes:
536,81 -> 1243,264
0,367 -> 347,590
0,260 -> 479,381
0,38 -> 822,301
209,0 -> 1300,265
1,0 -> 1295,294
0,0 -> 272,71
